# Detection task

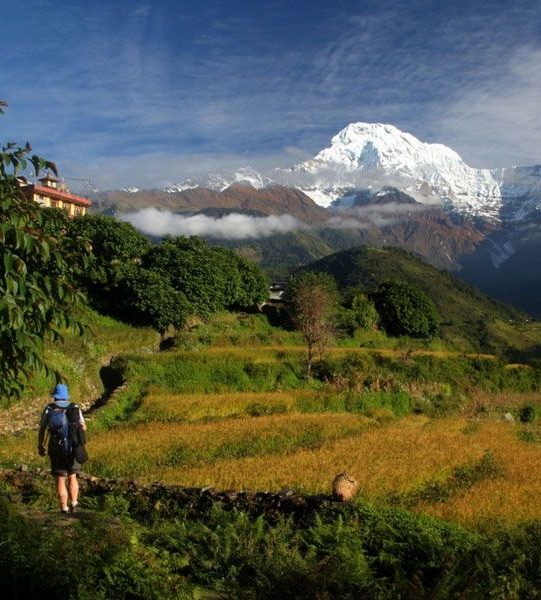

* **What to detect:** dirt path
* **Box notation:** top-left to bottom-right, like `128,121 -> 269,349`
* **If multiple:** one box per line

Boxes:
0,390 -> 104,436
0,355 -> 126,436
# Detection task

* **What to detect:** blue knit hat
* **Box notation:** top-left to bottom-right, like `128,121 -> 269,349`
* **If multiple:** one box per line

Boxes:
52,383 -> 69,405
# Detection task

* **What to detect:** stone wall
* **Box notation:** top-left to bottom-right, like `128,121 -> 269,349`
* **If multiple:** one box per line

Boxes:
1,468 -> 348,522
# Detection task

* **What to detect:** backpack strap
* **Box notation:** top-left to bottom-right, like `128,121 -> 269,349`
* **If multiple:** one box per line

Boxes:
66,403 -> 80,424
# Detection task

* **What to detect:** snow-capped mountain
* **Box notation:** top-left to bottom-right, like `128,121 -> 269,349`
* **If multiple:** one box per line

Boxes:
289,122 -> 504,218
164,167 -> 272,193
157,122 -> 540,223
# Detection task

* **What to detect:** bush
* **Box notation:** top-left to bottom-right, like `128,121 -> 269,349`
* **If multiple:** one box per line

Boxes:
519,404 -> 537,423
374,281 -> 439,338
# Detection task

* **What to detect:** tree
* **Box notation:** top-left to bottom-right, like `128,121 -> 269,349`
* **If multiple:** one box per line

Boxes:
374,281 -> 439,338
144,236 -> 268,317
338,289 -> 379,335
0,103 -> 90,399
117,266 -> 192,338
68,214 -> 150,266
228,253 -> 269,310
350,292 -> 379,329
284,272 -> 339,377
67,214 -> 151,314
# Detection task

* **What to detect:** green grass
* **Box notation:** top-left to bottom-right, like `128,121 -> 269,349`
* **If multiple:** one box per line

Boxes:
8,311 -> 158,408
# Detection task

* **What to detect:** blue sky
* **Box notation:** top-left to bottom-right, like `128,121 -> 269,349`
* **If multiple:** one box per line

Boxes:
2,0 -> 541,189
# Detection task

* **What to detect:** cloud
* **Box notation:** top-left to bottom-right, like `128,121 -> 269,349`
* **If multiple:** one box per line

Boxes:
121,202 -> 430,240
434,46 -> 541,167
327,202 -> 429,229
121,208 -> 309,239
2,0 -> 541,188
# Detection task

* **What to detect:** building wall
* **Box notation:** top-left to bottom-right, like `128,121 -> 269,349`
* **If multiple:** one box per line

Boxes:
32,192 -> 87,216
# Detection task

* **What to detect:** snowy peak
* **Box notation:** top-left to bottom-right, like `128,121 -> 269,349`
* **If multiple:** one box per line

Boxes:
298,122 -> 462,174
294,123 -> 465,173
152,121 -> 540,223
164,167 -> 272,194
293,122 -> 503,218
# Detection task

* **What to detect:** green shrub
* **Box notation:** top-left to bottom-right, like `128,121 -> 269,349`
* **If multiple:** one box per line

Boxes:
374,281 -> 440,339
519,404 -> 537,423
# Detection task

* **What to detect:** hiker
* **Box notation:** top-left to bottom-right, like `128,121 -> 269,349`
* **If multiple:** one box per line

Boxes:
37,383 -> 87,515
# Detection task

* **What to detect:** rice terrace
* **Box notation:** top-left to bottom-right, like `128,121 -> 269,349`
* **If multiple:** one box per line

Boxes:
3,306 -> 541,597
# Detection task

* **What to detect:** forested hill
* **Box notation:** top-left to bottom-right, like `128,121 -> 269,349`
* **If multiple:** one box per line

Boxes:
304,246 -> 541,356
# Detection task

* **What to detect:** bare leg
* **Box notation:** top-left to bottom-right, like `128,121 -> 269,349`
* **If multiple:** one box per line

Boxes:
67,473 -> 79,505
56,475 -> 68,510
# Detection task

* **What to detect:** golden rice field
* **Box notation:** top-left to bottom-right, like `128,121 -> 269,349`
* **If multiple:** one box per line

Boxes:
94,389 -> 541,526
136,388 -> 313,422
3,383 -> 541,527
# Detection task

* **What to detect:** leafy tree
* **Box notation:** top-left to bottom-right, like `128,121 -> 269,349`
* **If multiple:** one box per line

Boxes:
0,103 -> 90,398
284,272 -> 339,376
67,214 -> 151,314
145,237 -> 222,317
234,255 -> 270,309
117,266 -> 192,337
338,290 -> 379,334
144,236 -> 268,317
68,213 -> 150,282
351,292 -> 379,329
374,281 -> 439,338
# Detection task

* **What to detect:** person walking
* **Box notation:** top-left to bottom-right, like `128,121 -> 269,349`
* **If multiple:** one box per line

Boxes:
38,383 -> 87,515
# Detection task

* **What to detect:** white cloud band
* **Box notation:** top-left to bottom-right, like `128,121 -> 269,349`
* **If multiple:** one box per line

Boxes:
121,208 -> 309,239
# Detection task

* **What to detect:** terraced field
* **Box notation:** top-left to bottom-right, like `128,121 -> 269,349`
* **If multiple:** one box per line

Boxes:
3,313 -> 541,528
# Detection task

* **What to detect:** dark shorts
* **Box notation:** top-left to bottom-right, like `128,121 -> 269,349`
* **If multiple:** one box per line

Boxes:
48,446 -> 82,476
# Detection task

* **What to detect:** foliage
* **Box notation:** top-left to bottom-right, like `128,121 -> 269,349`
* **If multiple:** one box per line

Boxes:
116,266 -> 192,335
234,252 -> 271,308
67,214 -> 150,312
66,221 -> 268,333
338,290 -> 380,335
6,484 -> 541,599
517,404 -> 536,424
350,290 -> 379,329
68,213 -> 150,268
144,236 -> 269,317
284,271 -> 340,376
305,245 -> 540,356
0,114 -> 90,399
374,280 -> 440,338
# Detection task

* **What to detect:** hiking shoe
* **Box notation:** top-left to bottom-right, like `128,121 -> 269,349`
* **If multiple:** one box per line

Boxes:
60,508 -> 70,516
69,503 -> 78,514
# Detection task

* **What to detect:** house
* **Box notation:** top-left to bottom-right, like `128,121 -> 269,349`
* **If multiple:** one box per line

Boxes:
19,174 -> 91,216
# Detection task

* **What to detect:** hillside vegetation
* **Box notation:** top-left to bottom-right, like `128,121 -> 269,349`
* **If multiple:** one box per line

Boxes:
305,245 -> 541,356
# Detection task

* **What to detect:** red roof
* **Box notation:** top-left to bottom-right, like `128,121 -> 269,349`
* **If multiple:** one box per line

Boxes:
24,184 -> 92,207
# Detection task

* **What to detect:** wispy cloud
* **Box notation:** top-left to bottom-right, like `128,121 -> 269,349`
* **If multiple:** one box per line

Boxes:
121,200 -> 429,239
2,0 -> 540,188
434,47 -> 541,167
328,202 -> 429,229
121,208 -> 309,239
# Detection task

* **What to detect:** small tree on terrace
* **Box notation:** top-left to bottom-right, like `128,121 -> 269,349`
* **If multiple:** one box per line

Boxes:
284,272 -> 339,377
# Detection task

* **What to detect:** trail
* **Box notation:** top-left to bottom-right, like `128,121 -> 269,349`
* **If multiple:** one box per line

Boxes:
0,356 -> 125,436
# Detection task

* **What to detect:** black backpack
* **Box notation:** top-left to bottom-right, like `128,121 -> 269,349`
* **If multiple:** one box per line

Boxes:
47,403 -> 81,457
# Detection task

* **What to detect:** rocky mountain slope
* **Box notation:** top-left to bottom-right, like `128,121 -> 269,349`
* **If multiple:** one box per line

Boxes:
103,184 -> 328,225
